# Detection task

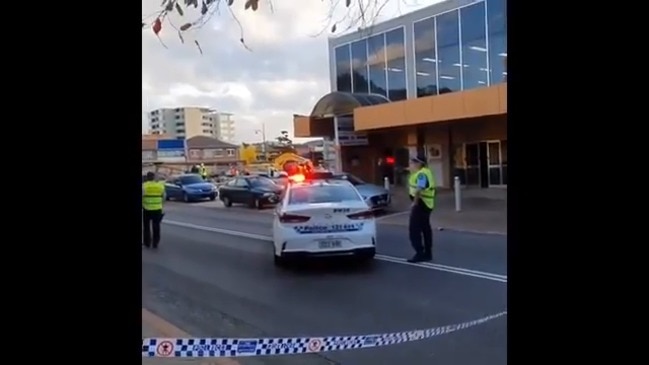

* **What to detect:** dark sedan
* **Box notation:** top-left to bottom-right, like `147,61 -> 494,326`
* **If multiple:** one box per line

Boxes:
165,174 -> 218,202
219,176 -> 282,209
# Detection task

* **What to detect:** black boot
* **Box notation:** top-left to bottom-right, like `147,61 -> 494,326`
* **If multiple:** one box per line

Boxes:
422,251 -> 433,261
407,253 -> 425,263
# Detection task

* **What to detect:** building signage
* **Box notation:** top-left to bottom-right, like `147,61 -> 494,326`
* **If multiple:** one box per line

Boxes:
336,116 -> 368,146
157,139 -> 186,162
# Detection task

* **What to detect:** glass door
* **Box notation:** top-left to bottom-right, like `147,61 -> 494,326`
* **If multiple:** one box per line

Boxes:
487,141 -> 504,187
465,143 -> 480,185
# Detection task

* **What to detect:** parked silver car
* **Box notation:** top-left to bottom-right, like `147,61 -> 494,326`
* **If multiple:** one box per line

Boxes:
333,173 -> 391,210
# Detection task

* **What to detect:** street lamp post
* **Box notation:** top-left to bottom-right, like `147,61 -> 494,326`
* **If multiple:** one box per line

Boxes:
254,123 -> 268,161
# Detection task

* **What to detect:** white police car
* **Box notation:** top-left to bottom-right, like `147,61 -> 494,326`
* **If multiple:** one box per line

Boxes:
272,175 -> 377,266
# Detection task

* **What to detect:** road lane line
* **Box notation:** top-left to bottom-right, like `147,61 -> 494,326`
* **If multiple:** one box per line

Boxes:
163,220 -> 507,283
142,308 -> 240,365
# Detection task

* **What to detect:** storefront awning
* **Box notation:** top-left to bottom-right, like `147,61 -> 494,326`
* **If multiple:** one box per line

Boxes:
310,92 -> 390,118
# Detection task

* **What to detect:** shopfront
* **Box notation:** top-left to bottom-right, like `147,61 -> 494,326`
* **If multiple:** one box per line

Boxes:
456,139 -> 507,188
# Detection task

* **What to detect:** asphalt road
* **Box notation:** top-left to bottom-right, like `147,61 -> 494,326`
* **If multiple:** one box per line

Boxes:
142,202 -> 507,365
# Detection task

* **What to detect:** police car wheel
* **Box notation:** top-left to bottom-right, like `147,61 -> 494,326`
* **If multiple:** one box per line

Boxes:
183,193 -> 190,202
222,196 -> 232,207
255,198 -> 263,210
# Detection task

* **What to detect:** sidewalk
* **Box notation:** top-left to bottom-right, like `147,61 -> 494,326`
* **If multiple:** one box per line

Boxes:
383,187 -> 507,235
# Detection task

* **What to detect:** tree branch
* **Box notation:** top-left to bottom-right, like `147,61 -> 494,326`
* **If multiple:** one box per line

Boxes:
142,0 -> 411,53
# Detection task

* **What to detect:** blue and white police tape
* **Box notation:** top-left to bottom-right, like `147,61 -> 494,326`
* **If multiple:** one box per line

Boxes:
142,310 -> 506,358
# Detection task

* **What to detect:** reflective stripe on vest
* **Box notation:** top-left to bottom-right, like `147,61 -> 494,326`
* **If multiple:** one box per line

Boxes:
408,167 -> 436,209
142,181 -> 165,211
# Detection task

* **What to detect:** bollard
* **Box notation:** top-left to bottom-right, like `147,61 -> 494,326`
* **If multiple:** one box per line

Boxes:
383,176 -> 390,190
454,176 -> 462,212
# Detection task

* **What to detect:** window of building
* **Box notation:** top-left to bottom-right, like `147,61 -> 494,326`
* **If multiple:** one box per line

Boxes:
460,2 -> 488,89
487,0 -> 506,84
176,129 -> 185,134
175,121 -> 184,126
385,28 -> 407,101
175,115 -> 181,119
214,149 -> 224,157
334,44 -> 352,92
414,17 -> 438,97
226,149 -> 235,156
367,33 -> 387,97
351,39 -> 369,93
436,10 -> 461,93
202,129 -> 213,134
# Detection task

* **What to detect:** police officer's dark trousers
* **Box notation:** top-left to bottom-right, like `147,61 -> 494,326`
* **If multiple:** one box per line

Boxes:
143,208 -> 163,248
409,201 -> 433,258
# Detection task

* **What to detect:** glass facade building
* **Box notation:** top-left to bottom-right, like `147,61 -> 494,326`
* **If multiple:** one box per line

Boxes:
331,0 -> 506,100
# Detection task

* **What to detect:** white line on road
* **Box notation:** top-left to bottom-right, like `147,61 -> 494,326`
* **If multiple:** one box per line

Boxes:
163,220 -> 507,283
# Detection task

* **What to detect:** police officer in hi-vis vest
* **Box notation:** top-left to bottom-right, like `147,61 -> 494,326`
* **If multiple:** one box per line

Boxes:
142,172 -> 166,249
407,155 -> 436,262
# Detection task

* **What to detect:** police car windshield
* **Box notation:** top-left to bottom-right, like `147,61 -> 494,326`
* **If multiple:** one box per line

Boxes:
288,184 -> 362,205
179,175 -> 204,185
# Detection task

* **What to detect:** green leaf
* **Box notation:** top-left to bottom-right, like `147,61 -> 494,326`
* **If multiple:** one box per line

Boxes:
180,23 -> 192,31
195,40 -> 204,55
331,24 -> 337,33
175,2 -> 184,16
226,0 -> 233,5
346,0 -> 351,7
201,0 -> 208,15
165,1 -> 174,11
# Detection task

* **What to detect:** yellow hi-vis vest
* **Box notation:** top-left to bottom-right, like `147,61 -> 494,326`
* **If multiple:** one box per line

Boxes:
142,181 -> 165,211
408,167 -> 436,209
200,166 -> 207,177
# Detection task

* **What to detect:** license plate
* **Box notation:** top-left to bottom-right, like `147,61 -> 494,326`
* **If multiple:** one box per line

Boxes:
318,240 -> 342,249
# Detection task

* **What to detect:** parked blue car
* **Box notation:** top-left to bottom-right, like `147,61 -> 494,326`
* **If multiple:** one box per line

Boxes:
165,174 -> 218,202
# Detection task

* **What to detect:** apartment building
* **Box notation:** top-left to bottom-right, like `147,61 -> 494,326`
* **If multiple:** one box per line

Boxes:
206,112 -> 236,143
148,107 -> 236,142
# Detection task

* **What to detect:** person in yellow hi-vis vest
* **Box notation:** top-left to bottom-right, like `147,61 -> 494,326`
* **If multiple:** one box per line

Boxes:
407,154 -> 436,262
199,163 -> 208,180
142,172 -> 166,249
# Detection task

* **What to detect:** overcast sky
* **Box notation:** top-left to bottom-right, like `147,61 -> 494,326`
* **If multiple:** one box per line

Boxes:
142,0 -> 443,143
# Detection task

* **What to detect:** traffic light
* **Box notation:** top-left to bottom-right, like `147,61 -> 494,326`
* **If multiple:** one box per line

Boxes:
385,156 -> 395,165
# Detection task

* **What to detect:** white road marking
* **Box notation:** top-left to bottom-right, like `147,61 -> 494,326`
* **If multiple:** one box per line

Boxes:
163,220 -> 507,283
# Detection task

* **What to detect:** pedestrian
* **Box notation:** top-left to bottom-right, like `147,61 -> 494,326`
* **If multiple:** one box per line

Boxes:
199,163 -> 208,180
407,154 -> 436,263
142,171 -> 165,249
